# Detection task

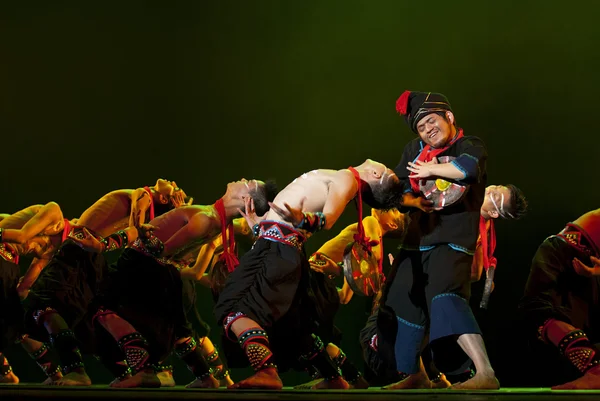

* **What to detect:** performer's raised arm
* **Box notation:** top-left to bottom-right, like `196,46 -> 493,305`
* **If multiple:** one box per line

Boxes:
180,236 -> 222,282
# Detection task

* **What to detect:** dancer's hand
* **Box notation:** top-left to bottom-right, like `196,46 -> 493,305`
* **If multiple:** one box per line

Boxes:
170,186 -> 187,208
407,158 -> 438,179
309,253 -> 341,277
238,196 -> 261,228
573,256 -> 600,277
137,224 -> 157,238
68,227 -> 105,253
402,193 -> 434,213
388,253 -> 395,265
268,197 -> 306,227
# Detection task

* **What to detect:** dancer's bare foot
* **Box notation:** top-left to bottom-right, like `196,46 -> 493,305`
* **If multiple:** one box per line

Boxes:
349,376 -> 369,389
52,371 -> 92,386
110,369 -> 160,388
431,373 -> 451,389
0,371 -> 19,384
229,367 -> 283,390
552,365 -> 600,390
109,374 -> 131,387
157,371 -> 175,387
382,371 -> 431,389
313,376 -> 349,389
186,375 -> 219,388
41,371 -> 63,385
451,371 -> 499,390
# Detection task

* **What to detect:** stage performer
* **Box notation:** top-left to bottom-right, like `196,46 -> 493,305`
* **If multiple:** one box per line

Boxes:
519,208 -> 600,390
0,203 -> 70,385
71,179 -> 276,389
381,90 -> 498,390
215,160 -> 402,390
23,179 -> 189,387
362,183 -> 527,387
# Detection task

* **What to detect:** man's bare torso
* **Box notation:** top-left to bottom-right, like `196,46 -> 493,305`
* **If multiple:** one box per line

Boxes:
77,190 -> 134,237
0,205 -> 65,236
149,204 -> 220,260
263,169 -> 353,224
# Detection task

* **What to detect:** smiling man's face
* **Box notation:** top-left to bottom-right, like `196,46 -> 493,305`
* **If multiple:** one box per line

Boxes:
415,111 -> 455,148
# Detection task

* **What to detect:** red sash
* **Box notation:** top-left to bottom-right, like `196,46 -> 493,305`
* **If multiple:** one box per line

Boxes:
348,167 -> 381,271
215,198 -> 239,273
479,216 -> 497,271
143,186 -> 156,220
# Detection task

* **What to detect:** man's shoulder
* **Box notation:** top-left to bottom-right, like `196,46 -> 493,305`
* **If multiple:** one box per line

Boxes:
328,169 -> 359,199
456,135 -> 486,147
404,136 -> 422,147
332,168 -> 355,183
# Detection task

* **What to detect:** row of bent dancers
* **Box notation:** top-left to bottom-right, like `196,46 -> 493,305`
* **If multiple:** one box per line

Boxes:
2,89 -> 598,391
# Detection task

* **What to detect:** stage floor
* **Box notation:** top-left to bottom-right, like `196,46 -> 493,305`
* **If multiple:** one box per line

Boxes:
4,385 -> 600,401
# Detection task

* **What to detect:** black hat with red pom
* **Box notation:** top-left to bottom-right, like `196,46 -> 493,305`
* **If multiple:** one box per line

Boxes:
395,91 -> 453,134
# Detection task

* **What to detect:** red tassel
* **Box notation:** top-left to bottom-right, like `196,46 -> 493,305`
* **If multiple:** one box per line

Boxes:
219,252 -> 240,273
214,198 -> 240,273
396,90 -> 411,115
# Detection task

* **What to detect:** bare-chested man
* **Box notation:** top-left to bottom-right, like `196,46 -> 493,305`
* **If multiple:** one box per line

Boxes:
22,179 -> 189,387
214,160 -> 402,390
519,208 -> 600,390
77,179 -> 190,237
70,178 -> 277,389
170,217 -> 254,388
471,184 -> 528,289
0,234 -> 63,385
124,218 -> 254,389
0,203 -> 71,297
0,202 -> 73,385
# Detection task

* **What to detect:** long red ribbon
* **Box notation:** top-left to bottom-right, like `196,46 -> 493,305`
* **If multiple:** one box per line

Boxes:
143,186 -> 156,221
479,216 -> 497,271
61,219 -> 71,243
214,198 -> 240,273
348,167 -> 380,265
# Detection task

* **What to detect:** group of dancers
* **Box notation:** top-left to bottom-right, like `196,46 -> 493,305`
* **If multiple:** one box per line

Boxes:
1,90 -> 599,391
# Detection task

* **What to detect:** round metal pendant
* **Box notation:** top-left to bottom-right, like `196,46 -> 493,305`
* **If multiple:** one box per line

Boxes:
419,156 -> 468,210
342,242 -> 383,297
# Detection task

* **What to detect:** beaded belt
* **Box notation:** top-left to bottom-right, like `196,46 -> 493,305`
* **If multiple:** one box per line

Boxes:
258,220 -> 306,251
556,223 -> 599,258
0,243 -> 19,264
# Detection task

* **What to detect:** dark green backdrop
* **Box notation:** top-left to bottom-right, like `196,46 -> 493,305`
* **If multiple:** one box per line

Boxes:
1,0 -> 597,387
